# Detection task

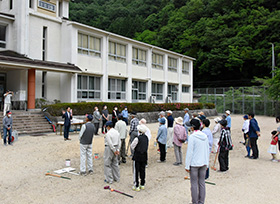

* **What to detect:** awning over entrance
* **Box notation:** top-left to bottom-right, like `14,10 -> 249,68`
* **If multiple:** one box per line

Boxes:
0,50 -> 82,73
0,51 -> 82,109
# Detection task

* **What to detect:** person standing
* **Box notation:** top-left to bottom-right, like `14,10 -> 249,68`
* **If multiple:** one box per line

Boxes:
112,106 -> 119,127
248,113 -> 261,159
104,121 -> 121,184
185,119 -> 209,204
79,114 -> 96,176
158,111 -> 167,128
272,116 -> 280,152
131,124 -> 149,191
218,119 -> 233,171
202,119 -> 213,179
173,117 -> 187,166
102,105 -> 109,134
242,115 -> 250,157
212,117 -> 221,153
3,90 -> 13,116
156,118 -> 167,163
183,108 -> 190,136
62,106 -> 72,141
3,111 -> 13,146
129,112 -> 139,156
225,110 -> 231,131
115,114 -> 127,164
166,110 -> 174,148
93,106 -> 101,135
122,106 -> 129,125
139,118 -> 151,141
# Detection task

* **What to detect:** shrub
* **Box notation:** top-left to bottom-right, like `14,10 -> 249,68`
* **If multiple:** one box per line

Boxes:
43,102 -> 214,116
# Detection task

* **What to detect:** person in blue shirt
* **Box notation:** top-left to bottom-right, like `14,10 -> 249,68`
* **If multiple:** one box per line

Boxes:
248,113 -> 261,159
156,118 -> 167,162
183,108 -> 190,136
121,106 -> 129,125
225,110 -> 231,130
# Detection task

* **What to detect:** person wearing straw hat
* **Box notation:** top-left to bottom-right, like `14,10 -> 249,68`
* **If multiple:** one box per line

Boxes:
104,121 -> 121,184
131,124 -> 149,191
212,117 -> 221,153
173,117 -> 187,166
166,110 -> 174,148
115,114 -> 127,164
79,114 -> 96,176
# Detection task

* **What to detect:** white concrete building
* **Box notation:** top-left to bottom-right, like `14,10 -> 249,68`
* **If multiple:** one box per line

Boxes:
0,0 -> 194,110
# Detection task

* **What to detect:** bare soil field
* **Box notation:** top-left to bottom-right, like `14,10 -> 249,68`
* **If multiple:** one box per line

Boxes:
0,115 -> 278,204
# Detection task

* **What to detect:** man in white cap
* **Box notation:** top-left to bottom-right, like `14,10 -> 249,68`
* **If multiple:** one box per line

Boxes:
131,124 -> 149,191
166,110 -> 174,148
225,110 -> 231,131
139,118 -> 151,141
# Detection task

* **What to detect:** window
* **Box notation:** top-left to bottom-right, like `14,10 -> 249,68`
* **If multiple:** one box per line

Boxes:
152,53 -> 163,69
58,1 -> 62,17
152,83 -> 163,100
78,33 -> 101,57
168,57 -> 177,72
42,27 -> 47,61
77,75 -> 101,99
132,81 -> 146,100
182,86 -> 190,93
38,0 -> 56,12
132,47 -> 146,66
109,41 -> 126,62
0,25 -> 6,48
108,78 -> 126,100
182,61 -> 190,74
42,72 -> 46,98
10,0 -> 13,10
168,84 -> 178,101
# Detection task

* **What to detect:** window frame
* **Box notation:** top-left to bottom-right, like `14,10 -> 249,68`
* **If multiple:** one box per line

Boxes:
77,75 -> 101,100
132,80 -> 147,101
168,57 -> 178,72
0,25 -> 7,49
151,83 -> 164,101
152,53 -> 163,70
108,41 -> 126,63
182,61 -> 190,74
132,47 -> 147,67
168,84 -> 178,102
182,85 -> 190,93
78,33 -> 101,58
108,78 -> 126,100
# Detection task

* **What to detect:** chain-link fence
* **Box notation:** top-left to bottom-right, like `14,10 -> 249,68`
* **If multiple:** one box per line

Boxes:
194,86 -> 279,116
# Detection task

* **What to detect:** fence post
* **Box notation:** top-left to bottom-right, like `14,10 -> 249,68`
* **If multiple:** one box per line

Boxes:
242,87 -> 245,114
232,87 -> 234,114
214,88 -> 217,109
206,88 -> 208,103
264,87 -> 267,116
223,88 -> 225,113
253,86 -> 255,114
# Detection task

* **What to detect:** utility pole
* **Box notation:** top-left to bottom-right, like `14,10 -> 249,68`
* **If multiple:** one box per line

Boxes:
272,43 -> 275,77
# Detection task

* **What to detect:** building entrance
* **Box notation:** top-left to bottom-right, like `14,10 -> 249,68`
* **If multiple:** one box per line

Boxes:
0,73 -> 6,110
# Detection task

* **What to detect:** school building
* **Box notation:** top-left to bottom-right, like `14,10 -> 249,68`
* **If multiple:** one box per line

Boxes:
0,0 -> 194,110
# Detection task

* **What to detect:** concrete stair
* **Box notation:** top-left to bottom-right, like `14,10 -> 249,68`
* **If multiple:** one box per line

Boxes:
0,110 -> 53,135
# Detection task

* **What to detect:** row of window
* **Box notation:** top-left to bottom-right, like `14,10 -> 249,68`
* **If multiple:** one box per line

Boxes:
77,75 -> 190,101
78,33 -> 190,74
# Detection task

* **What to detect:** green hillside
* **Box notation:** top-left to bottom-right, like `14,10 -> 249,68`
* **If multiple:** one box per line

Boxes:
69,0 -> 280,87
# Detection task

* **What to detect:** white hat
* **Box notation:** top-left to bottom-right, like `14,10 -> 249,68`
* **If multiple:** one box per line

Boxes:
137,124 -> 148,133
214,117 -> 221,123
166,110 -> 173,114
225,110 -> 231,115
175,117 -> 183,125
139,118 -> 147,125
158,111 -> 165,116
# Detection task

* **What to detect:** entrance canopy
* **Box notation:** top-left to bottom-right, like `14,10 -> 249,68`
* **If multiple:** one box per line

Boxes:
0,50 -> 82,109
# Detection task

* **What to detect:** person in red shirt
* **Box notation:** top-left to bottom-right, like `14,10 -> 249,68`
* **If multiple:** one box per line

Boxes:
268,130 -> 278,162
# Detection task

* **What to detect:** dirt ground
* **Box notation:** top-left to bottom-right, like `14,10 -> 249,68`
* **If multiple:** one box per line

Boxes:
0,115 -> 278,204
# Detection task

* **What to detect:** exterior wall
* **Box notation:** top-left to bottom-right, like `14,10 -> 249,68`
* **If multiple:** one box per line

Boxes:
77,55 -> 102,74
167,71 -> 179,84
45,72 -> 60,101
181,93 -> 191,102
108,61 -> 127,78
35,71 -> 43,98
132,65 -> 148,80
7,70 -> 27,93
151,69 -> 165,82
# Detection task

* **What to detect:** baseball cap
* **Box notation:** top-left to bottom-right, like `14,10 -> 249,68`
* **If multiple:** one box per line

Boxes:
87,114 -> 93,121
185,119 -> 200,129
218,119 -> 227,126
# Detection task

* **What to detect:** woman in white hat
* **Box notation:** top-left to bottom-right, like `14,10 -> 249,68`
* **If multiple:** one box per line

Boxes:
212,117 -> 221,153
173,117 -> 187,165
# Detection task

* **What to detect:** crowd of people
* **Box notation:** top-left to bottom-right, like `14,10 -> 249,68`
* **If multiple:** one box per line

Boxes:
4,96 -> 280,203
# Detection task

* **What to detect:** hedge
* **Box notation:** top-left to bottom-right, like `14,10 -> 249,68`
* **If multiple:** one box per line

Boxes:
43,102 -> 215,116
